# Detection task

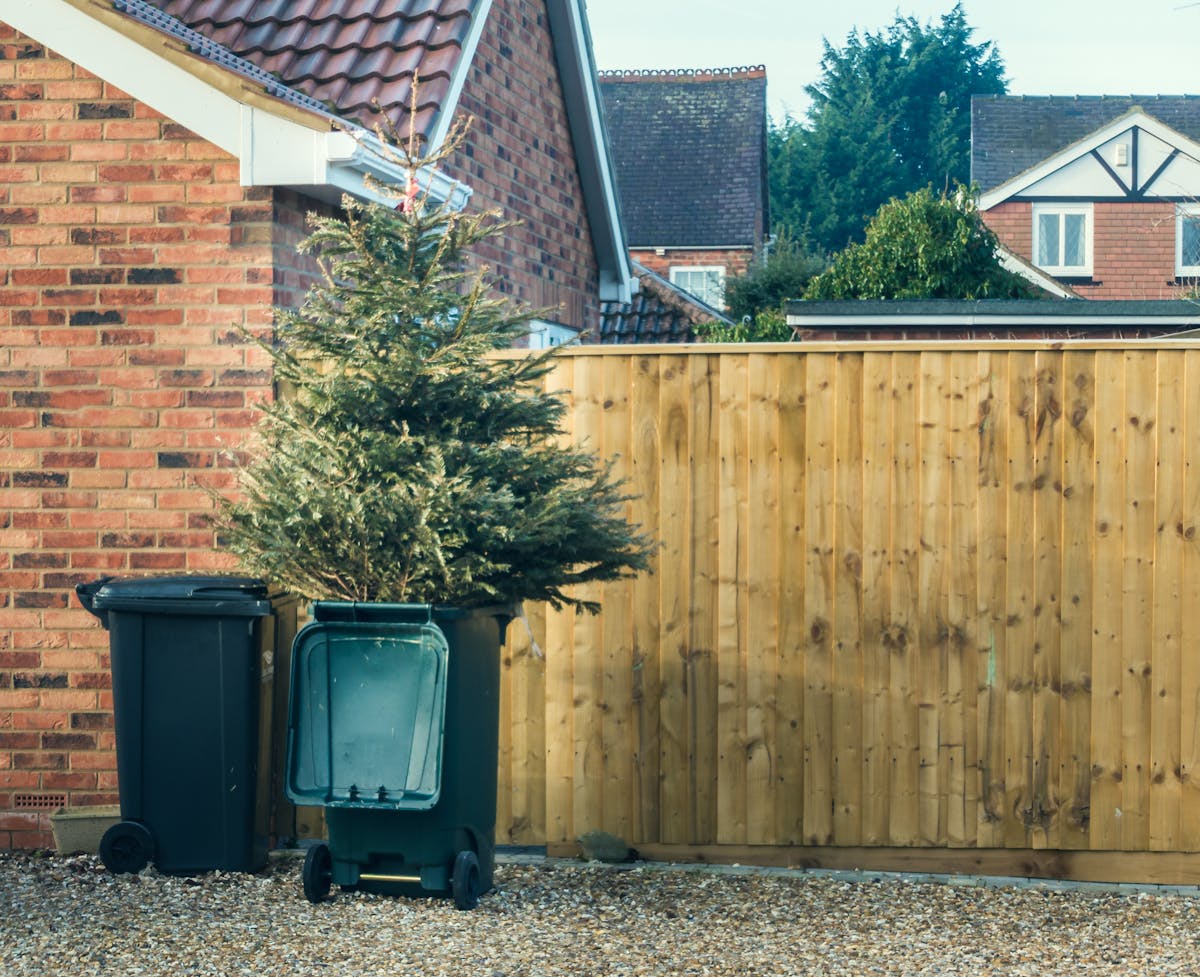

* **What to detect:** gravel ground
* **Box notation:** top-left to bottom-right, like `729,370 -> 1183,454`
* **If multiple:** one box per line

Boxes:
3,850 -> 1200,976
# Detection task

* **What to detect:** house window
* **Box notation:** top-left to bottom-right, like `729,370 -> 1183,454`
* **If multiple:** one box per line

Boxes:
1032,203 -> 1092,277
1176,205 -> 1200,277
670,265 -> 725,308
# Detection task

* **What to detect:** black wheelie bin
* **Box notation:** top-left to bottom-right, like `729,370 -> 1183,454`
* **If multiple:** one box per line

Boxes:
76,575 -> 275,876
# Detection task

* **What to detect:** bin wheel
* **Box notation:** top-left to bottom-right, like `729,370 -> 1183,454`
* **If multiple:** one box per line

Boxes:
99,821 -> 155,875
303,844 -> 333,904
452,850 -> 481,910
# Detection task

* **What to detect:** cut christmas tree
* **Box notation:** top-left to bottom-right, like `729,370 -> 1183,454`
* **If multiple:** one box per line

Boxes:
215,118 -> 653,612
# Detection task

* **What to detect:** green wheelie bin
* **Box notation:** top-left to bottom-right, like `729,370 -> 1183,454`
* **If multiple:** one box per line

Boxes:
285,601 -> 512,908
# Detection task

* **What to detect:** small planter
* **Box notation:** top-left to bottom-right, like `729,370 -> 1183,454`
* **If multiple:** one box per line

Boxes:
50,805 -> 121,855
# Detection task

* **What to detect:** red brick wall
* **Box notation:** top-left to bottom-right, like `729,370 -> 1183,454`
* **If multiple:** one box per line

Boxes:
1092,201 -> 1180,299
982,199 -> 1189,300
272,188 -> 342,313
631,247 -> 755,280
980,201 -> 1031,263
0,28 -> 280,848
447,0 -> 602,335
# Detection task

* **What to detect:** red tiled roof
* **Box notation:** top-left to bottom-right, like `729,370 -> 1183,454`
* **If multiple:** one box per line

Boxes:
141,0 -> 482,135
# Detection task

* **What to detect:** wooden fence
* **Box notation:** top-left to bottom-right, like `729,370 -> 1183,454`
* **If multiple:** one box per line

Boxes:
489,341 -> 1200,882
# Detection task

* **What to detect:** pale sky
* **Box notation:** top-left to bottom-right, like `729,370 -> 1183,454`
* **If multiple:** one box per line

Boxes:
584,1 -> 1200,123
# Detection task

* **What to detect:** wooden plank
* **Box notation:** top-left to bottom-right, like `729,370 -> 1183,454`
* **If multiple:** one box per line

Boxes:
688,353 -> 720,843
946,352 -> 979,847
1030,350 -> 1064,848
803,352 -> 837,846
656,355 -> 691,846
601,354 -> 635,841
629,353 -> 662,845
974,352 -> 1008,848
860,351 -> 893,846
619,844 -> 1200,886
716,353 -> 749,844
1180,349 -> 1200,851
542,355 -> 576,846
775,352 -> 807,845
570,356 -> 606,841
1122,350 -> 1157,850
1004,351 -> 1037,849
1058,350 -> 1095,850
918,352 -> 950,846
746,353 -> 781,844
507,602 -> 547,844
1090,350 -> 1125,850
888,352 -> 921,846
496,600 -> 514,842
1150,351 -> 1184,851
832,352 -> 864,846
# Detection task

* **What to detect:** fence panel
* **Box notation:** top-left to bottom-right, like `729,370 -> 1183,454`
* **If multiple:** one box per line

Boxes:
493,341 -> 1200,870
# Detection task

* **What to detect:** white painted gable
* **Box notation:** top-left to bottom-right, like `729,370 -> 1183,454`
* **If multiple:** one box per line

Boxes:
980,110 -> 1200,209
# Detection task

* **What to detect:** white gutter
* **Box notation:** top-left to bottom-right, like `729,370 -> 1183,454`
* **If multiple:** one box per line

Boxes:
322,130 -> 472,211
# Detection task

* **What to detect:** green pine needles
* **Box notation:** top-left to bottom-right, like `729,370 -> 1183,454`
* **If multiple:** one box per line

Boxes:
216,123 -> 653,612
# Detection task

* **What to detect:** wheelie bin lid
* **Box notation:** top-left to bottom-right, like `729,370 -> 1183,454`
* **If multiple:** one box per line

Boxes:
286,618 -> 450,811
77,575 -> 272,620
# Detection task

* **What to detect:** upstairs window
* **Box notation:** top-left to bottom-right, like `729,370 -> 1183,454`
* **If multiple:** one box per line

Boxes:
1176,205 -> 1200,278
1032,203 -> 1092,277
670,265 -> 726,309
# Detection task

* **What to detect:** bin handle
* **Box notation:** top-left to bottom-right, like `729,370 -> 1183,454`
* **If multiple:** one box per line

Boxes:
75,577 -> 114,618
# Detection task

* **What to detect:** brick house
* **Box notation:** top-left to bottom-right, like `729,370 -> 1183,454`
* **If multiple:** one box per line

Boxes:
974,95 -> 1200,300
0,0 -> 633,849
598,67 -> 769,311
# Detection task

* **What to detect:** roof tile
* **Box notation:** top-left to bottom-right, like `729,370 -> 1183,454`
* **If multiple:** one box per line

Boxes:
137,0 -> 482,133
599,68 -> 769,249
972,95 -> 1200,191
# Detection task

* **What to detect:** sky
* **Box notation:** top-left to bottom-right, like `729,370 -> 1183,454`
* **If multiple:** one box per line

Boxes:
584,0 -> 1200,123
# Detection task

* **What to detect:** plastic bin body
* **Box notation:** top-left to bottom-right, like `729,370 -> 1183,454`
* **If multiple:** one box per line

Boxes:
286,602 -> 510,897
78,575 -> 273,874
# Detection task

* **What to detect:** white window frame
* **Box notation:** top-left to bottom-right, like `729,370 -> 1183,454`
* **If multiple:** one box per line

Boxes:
1176,204 -> 1200,278
669,265 -> 726,309
1031,203 -> 1093,277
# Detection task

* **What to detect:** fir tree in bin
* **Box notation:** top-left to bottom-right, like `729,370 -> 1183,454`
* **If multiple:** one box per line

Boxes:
217,115 -> 653,612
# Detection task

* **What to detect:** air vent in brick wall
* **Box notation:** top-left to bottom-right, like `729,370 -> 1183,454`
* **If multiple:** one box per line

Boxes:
13,793 -> 68,811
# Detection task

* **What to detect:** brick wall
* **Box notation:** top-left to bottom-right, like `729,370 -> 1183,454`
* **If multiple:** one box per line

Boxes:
1091,201 -> 1180,300
983,199 -> 1190,300
0,27 -> 280,848
631,247 -> 755,281
448,0 -> 602,336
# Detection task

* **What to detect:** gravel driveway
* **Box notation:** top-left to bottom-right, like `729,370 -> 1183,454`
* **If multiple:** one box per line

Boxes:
2,849 -> 1199,975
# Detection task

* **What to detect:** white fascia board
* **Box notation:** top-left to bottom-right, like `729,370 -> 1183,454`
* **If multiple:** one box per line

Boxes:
3,0 -> 248,157
786,312 -> 1200,329
5,0 -> 472,209
545,0 -> 634,304
980,109 -> 1200,209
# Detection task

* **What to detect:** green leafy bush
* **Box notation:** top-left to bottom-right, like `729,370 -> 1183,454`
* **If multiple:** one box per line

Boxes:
804,186 -> 1040,300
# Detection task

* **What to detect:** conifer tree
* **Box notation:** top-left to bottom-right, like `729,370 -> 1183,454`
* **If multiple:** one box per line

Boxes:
216,120 -> 652,612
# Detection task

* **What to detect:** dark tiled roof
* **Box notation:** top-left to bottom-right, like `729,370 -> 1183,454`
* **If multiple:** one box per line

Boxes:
972,95 -> 1200,191
138,0 -> 481,134
599,261 -> 730,343
599,68 -> 768,248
